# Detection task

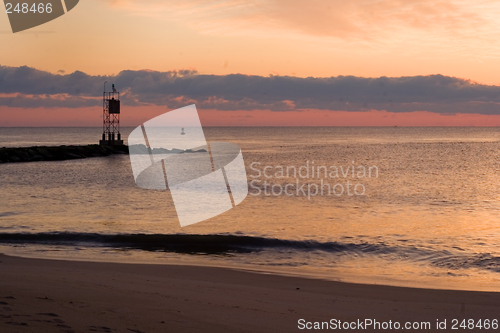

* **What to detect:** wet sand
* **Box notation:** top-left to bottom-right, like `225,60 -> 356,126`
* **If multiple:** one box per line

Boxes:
0,254 -> 499,332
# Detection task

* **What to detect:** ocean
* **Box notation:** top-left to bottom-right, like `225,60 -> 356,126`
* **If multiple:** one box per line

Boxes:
1,127 -> 500,291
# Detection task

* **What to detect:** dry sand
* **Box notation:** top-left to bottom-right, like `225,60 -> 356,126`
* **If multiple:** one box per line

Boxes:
0,254 -> 499,332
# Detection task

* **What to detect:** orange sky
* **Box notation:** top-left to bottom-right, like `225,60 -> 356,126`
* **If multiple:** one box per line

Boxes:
2,0 -> 500,126
2,106 -> 500,127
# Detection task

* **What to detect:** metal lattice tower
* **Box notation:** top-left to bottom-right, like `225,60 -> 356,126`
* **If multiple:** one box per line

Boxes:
100,82 -> 123,146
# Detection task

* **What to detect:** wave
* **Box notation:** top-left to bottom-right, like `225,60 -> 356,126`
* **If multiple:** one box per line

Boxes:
0,232 -> 389,254
0,232 -> 499,273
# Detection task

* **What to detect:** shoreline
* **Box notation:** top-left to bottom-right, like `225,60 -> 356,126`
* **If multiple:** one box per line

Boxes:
3,243 -> 500,294
1,254 -> 499,332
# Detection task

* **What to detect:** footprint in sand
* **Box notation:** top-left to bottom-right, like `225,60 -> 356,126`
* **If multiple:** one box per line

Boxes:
88,325 -> 114,332
37,312 -> 60,317
6,321 -> 28,326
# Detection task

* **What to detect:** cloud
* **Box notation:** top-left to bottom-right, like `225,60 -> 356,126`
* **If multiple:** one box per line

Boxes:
2,65 -> 500,114
107,0 -> 495,40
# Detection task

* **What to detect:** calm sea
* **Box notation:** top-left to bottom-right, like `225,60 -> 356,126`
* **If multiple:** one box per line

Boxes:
1,127 -> 500,291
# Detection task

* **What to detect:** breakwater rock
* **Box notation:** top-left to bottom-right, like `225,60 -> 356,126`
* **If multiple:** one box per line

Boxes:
0,145 -> 208,163
0,145 -> 129,163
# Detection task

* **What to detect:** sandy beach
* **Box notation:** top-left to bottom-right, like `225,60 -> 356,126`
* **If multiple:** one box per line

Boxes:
0,254 -> 498,333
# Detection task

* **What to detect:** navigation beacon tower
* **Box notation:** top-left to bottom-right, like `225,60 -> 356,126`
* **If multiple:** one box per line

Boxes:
99,82 -> 123,146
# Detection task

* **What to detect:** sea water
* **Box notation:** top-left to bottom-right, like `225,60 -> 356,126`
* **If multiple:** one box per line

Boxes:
1,127 -> 500,291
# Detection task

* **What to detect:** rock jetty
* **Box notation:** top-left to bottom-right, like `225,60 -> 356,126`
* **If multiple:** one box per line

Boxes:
0,145 -> 129,163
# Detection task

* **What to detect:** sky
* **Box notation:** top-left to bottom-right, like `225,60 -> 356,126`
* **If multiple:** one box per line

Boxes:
2,0 -> 500,126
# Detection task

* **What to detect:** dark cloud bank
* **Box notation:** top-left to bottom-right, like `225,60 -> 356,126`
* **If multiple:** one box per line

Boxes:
1,65 -> 500,114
